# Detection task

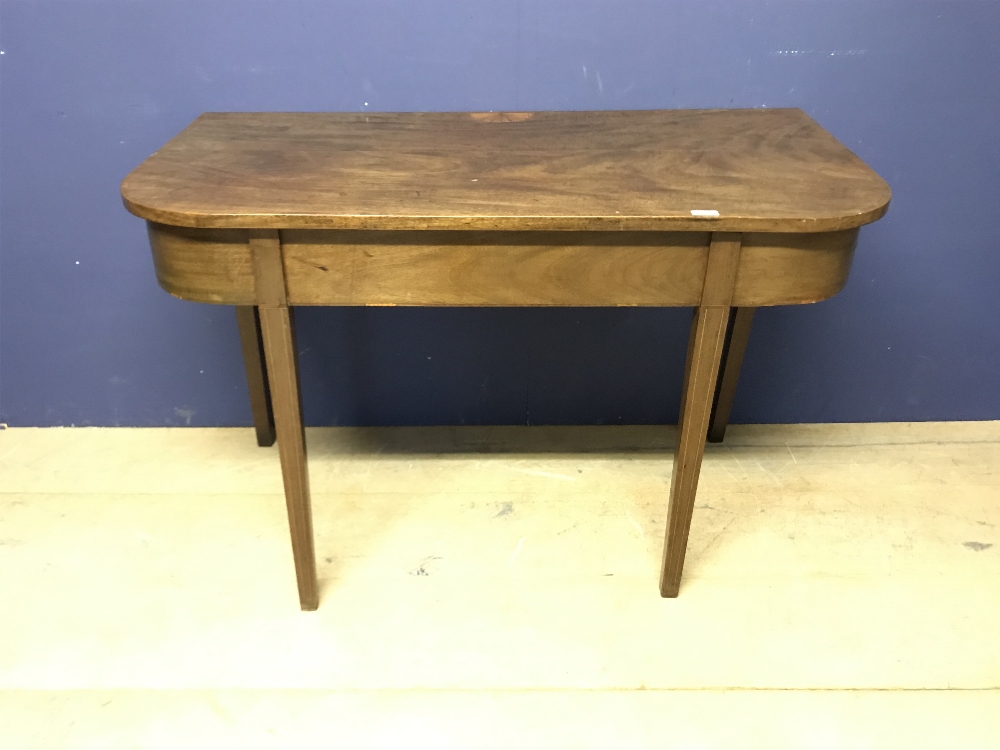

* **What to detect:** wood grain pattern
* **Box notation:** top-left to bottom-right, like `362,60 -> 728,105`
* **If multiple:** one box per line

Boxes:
235,305 -> 275,447
146,223 -> 859,308
660,233 -> 742,597
733,229 -> 858,306
708,307 -> 756,443
122,110 -> 890,233
698,233 -> 741,307
251,231 -> 318,611
147,224 -> 251,303
282,230 -> 709,306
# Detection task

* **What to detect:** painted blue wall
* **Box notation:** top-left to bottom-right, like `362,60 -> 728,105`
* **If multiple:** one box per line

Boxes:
2,0 -> 998,427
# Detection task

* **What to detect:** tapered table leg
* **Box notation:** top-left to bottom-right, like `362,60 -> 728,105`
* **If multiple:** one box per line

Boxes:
707,306 -> 756,443
235,305 -> 276,447
258,306 -> 318,610
659,307 -> 731,596
660,232 -> 742,598
252,230 -> 319,611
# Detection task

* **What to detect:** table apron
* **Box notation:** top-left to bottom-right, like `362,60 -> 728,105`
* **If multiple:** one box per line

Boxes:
146,225 -> 858,308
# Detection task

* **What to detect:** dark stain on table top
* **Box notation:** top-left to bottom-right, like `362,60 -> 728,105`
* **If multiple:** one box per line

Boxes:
121,109 -> 890,233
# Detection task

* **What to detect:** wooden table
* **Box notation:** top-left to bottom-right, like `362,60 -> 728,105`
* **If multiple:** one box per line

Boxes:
122,109 -> 890,610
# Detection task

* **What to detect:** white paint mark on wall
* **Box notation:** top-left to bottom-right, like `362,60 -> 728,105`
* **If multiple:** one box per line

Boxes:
771,50 -> 867,56
174,407 -> 196,426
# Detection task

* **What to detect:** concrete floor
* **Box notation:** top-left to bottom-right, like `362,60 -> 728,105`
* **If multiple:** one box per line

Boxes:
1,422 -> 998,748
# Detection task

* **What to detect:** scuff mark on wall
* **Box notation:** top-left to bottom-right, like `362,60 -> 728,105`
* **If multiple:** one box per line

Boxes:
173,407 -> 196,426
771,50 -> 867,56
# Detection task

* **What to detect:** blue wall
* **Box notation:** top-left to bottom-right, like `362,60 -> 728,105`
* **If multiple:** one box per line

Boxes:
2,1 -> 998,427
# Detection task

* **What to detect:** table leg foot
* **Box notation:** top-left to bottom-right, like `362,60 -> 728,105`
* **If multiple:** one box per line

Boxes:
707,306 -> 756,443
659,306 -> 731,598
258,306 -> 319,611
236,305 -> 276,447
